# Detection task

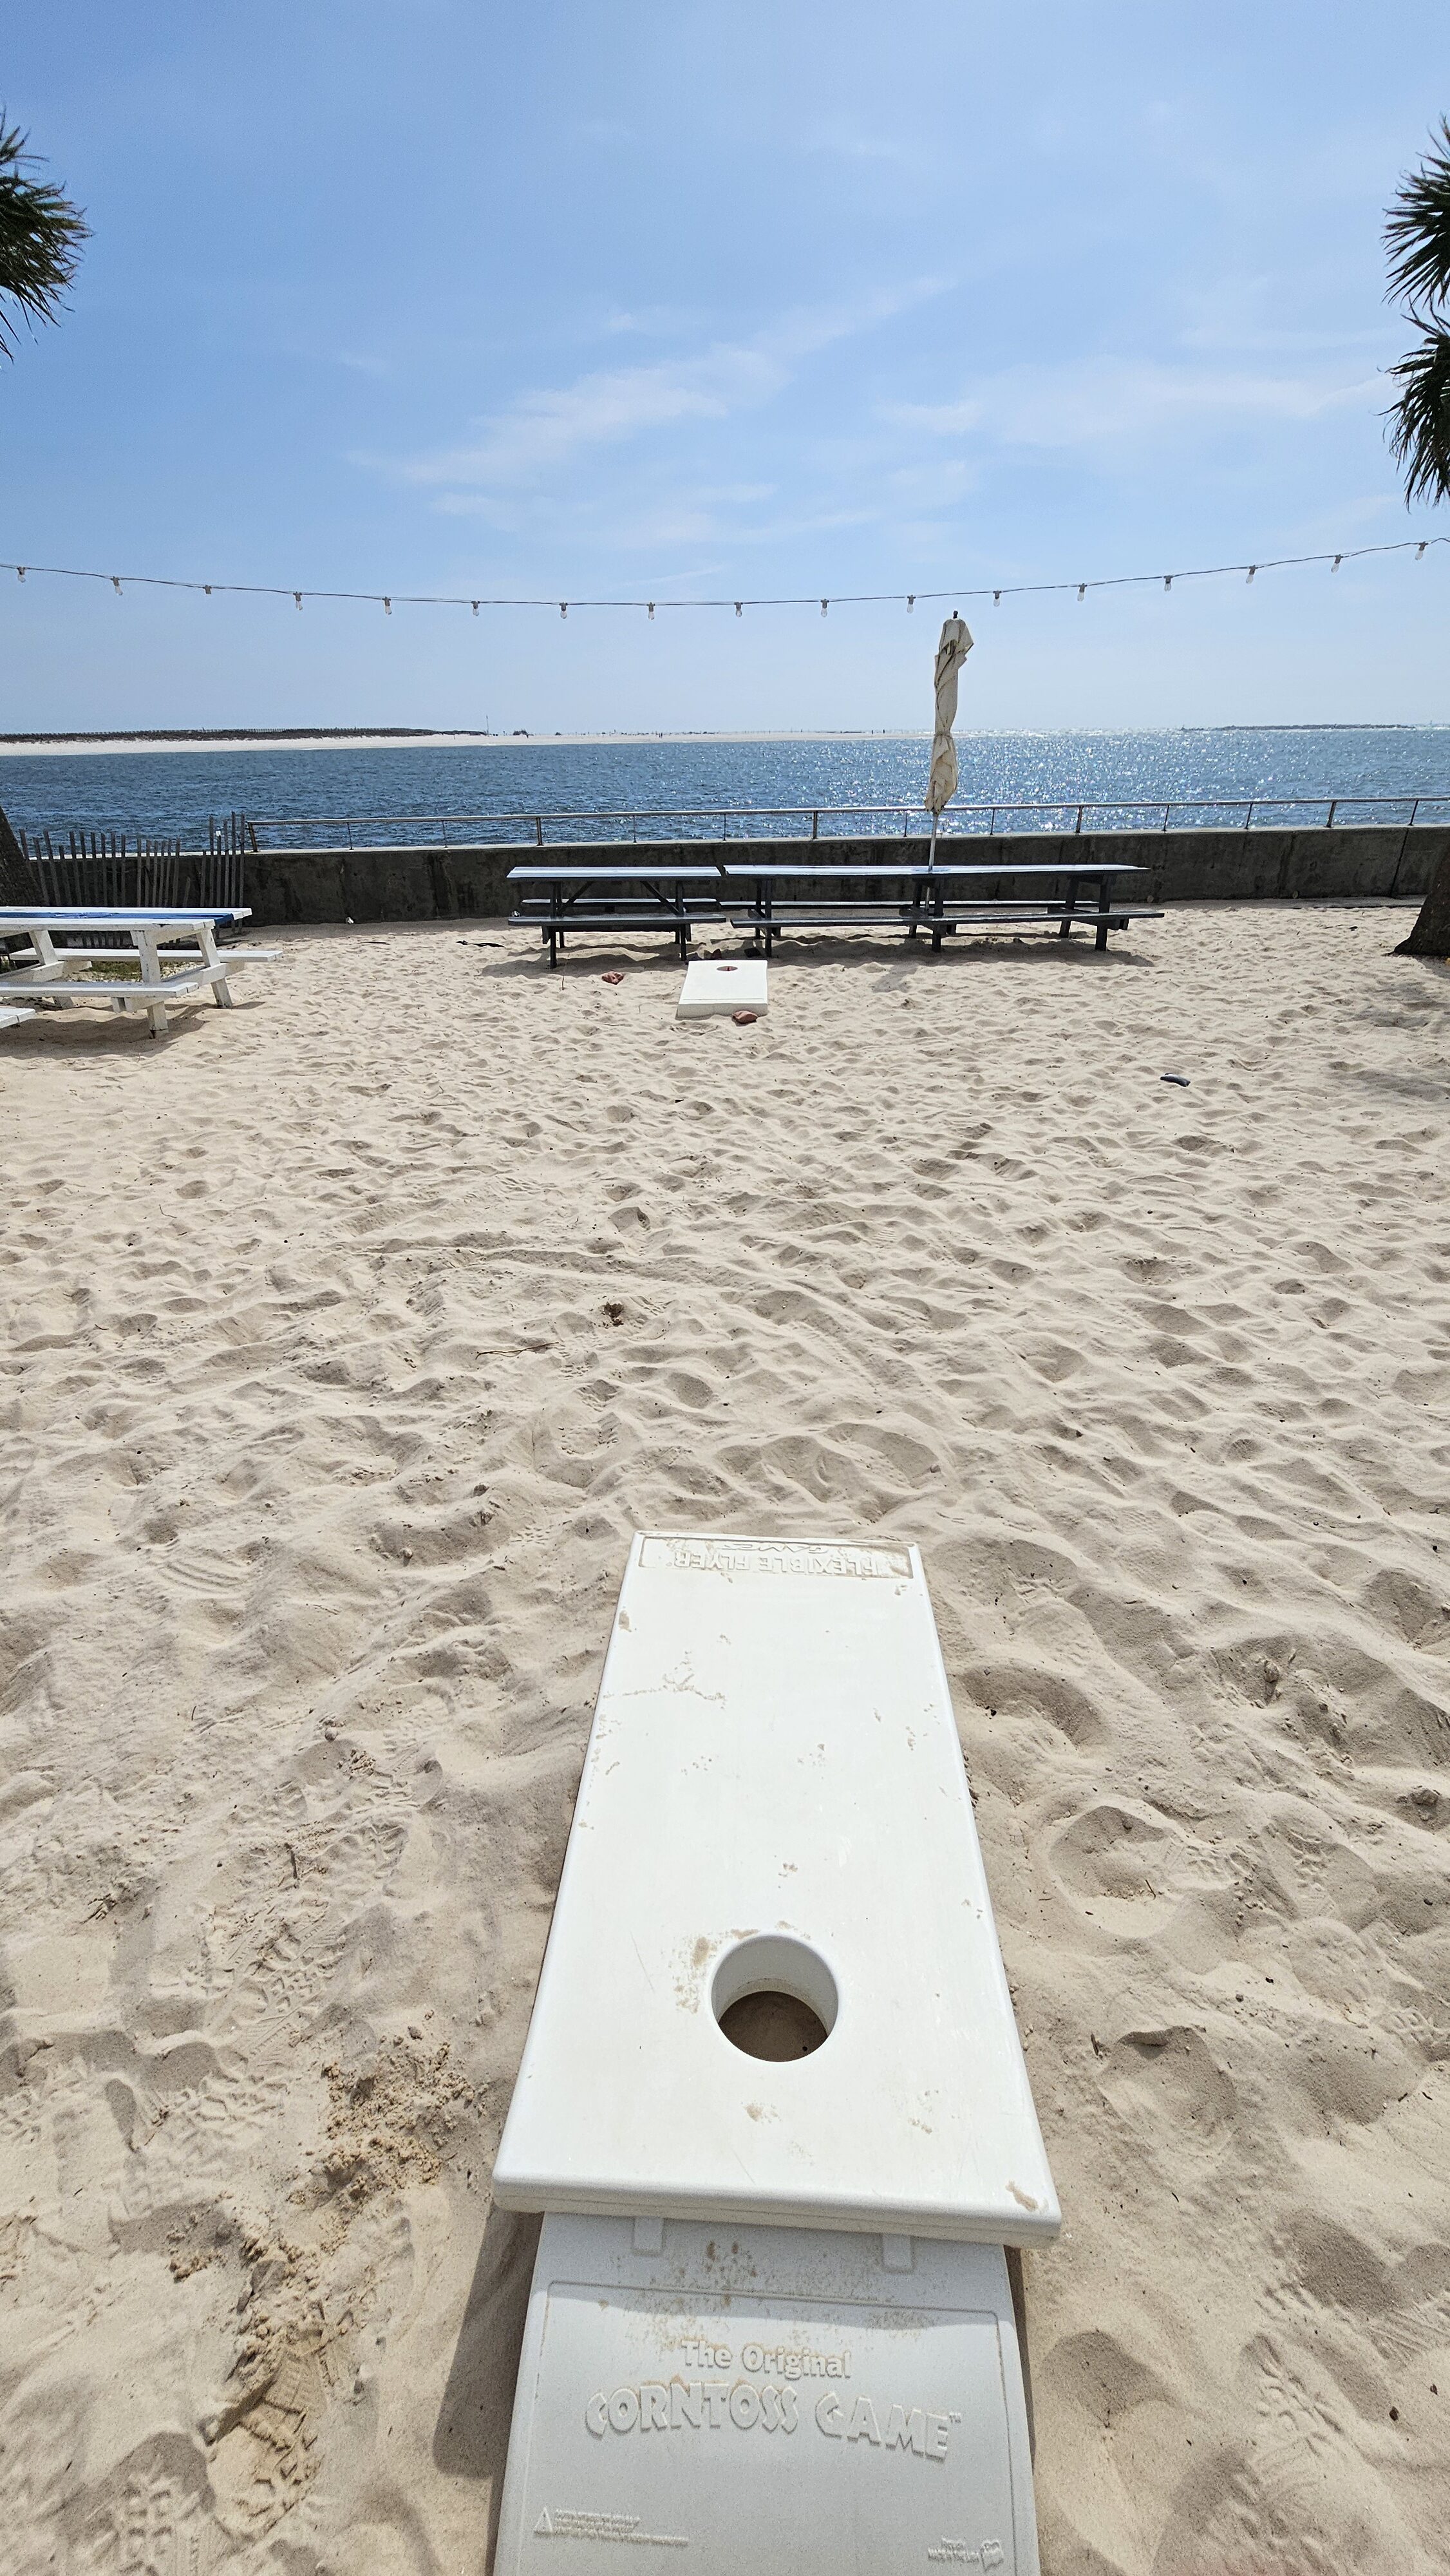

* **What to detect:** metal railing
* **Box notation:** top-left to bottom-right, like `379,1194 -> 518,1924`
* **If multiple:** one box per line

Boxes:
240,793 -> 1450,851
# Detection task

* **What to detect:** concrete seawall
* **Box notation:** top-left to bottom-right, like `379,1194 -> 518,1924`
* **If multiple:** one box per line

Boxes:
243,822 -> 1444,927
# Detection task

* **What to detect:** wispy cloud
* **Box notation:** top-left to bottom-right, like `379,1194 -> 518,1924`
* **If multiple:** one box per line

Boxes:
1179,323 -> 1390,357
434,481 -> 779,550
391,282 -> 945,495
802,124 -> 914,167
1175,270 -> 1396,359
599,304 -> 706,339
413,349 -> 767,487
431,477 -> 890,560
882,356 -> 1381,451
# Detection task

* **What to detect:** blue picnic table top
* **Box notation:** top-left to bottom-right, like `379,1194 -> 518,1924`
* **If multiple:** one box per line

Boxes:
506,864 -> 722,883
721,862 -> 930,879
915,860 -> 1145,877
0,905 -> 251,924
722,859 -> 1144,879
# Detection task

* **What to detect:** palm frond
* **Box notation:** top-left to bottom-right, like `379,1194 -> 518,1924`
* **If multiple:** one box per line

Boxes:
1385,325 -> 1450,506
1386,117 -> 1450,320
0,114 -> 89,360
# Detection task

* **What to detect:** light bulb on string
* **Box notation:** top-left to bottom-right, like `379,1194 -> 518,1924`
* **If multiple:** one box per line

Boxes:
4,527 -> 1443,626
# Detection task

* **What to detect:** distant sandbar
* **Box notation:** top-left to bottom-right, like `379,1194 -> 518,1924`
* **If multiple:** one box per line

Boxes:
0,728 -> 921,758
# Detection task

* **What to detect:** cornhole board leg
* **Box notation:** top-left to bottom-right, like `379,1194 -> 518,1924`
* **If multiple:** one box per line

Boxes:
495,2211 -> 1040,2575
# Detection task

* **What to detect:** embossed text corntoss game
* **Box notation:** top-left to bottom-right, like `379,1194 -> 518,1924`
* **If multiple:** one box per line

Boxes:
491,1535 -> 1059,2573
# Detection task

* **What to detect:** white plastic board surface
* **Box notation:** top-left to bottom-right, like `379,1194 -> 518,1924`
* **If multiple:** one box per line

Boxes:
495,2214 -> 1039,2576
492,1533 -> 1060,2244
676,959 -> 768,1017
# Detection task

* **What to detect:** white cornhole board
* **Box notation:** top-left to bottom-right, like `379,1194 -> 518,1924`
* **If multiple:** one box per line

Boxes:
494,1533 -> 1058,2242
676,958 -> 767,1018
500,2215 -> 1035,2574
491,1533 -> 1058,2576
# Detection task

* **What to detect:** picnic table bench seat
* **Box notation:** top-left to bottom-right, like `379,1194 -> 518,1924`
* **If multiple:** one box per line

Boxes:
12,972 -> 214,1001
922,905 -> 1165,950
21,940 -> 281,967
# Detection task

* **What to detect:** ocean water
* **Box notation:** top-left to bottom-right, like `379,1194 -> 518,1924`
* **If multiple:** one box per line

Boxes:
3,728 -> 1449,848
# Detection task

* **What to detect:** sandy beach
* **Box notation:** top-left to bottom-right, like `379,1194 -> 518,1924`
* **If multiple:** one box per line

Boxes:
2,902 -> 1447,2575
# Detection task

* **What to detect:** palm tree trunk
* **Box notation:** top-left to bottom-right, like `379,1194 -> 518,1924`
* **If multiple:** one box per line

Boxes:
0,801 -> 32,905
1394,845 -> 1450,956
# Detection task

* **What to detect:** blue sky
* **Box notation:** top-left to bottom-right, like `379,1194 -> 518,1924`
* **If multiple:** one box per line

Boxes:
3,1 -> 1448,731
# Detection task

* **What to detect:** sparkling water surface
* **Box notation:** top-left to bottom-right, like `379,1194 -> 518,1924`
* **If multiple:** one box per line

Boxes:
4,728 -> 1449,847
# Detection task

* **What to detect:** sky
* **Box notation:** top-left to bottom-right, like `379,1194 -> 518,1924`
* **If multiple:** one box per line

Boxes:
2,1 -> 1449,733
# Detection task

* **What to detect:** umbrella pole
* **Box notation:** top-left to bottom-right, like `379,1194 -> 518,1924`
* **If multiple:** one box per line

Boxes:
928,811 -> 938,875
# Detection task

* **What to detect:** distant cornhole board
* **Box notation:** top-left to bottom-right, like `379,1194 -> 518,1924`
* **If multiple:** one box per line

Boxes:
677,958 -> 768,1018
491,1534 -> 1057,2575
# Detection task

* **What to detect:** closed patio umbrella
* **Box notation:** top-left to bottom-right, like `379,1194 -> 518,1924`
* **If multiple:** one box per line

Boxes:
925,612 -> 974,864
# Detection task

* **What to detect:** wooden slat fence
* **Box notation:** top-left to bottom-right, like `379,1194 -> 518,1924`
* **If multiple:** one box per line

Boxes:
14,813 -> 249,922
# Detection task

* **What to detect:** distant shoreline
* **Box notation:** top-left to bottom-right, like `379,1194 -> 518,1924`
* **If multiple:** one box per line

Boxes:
0,728 -> 926,758
0,721 -> 1436,762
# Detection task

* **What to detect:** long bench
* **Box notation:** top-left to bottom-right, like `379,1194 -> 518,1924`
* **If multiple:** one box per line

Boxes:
722,863 -> 925,951
917,860 -> 1159,951
507,864 -> 726,967
723,858 -> 1160,952
504,856 -> 1162,964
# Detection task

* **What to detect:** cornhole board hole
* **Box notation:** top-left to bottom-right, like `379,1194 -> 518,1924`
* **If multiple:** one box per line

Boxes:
491,1533 -> 1059,2576
676,958 -> 768,1018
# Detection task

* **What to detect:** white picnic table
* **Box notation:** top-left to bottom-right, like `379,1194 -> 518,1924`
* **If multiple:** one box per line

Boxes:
0,907 -> 279,1037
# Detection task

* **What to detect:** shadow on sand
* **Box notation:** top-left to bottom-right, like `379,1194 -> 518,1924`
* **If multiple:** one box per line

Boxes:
433,2202 -> 541,2569
476,930 -> 1156,981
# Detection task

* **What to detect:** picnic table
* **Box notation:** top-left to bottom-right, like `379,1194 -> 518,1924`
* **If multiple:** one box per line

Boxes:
507,864 -> 725,967
720,862 -> 928,952
914,859 -> 1160,951
721,857 -> 1160,952
0,906 -> 279,1037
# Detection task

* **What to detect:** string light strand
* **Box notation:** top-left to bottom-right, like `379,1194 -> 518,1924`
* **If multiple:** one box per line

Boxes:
1,533 -> 1444,618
